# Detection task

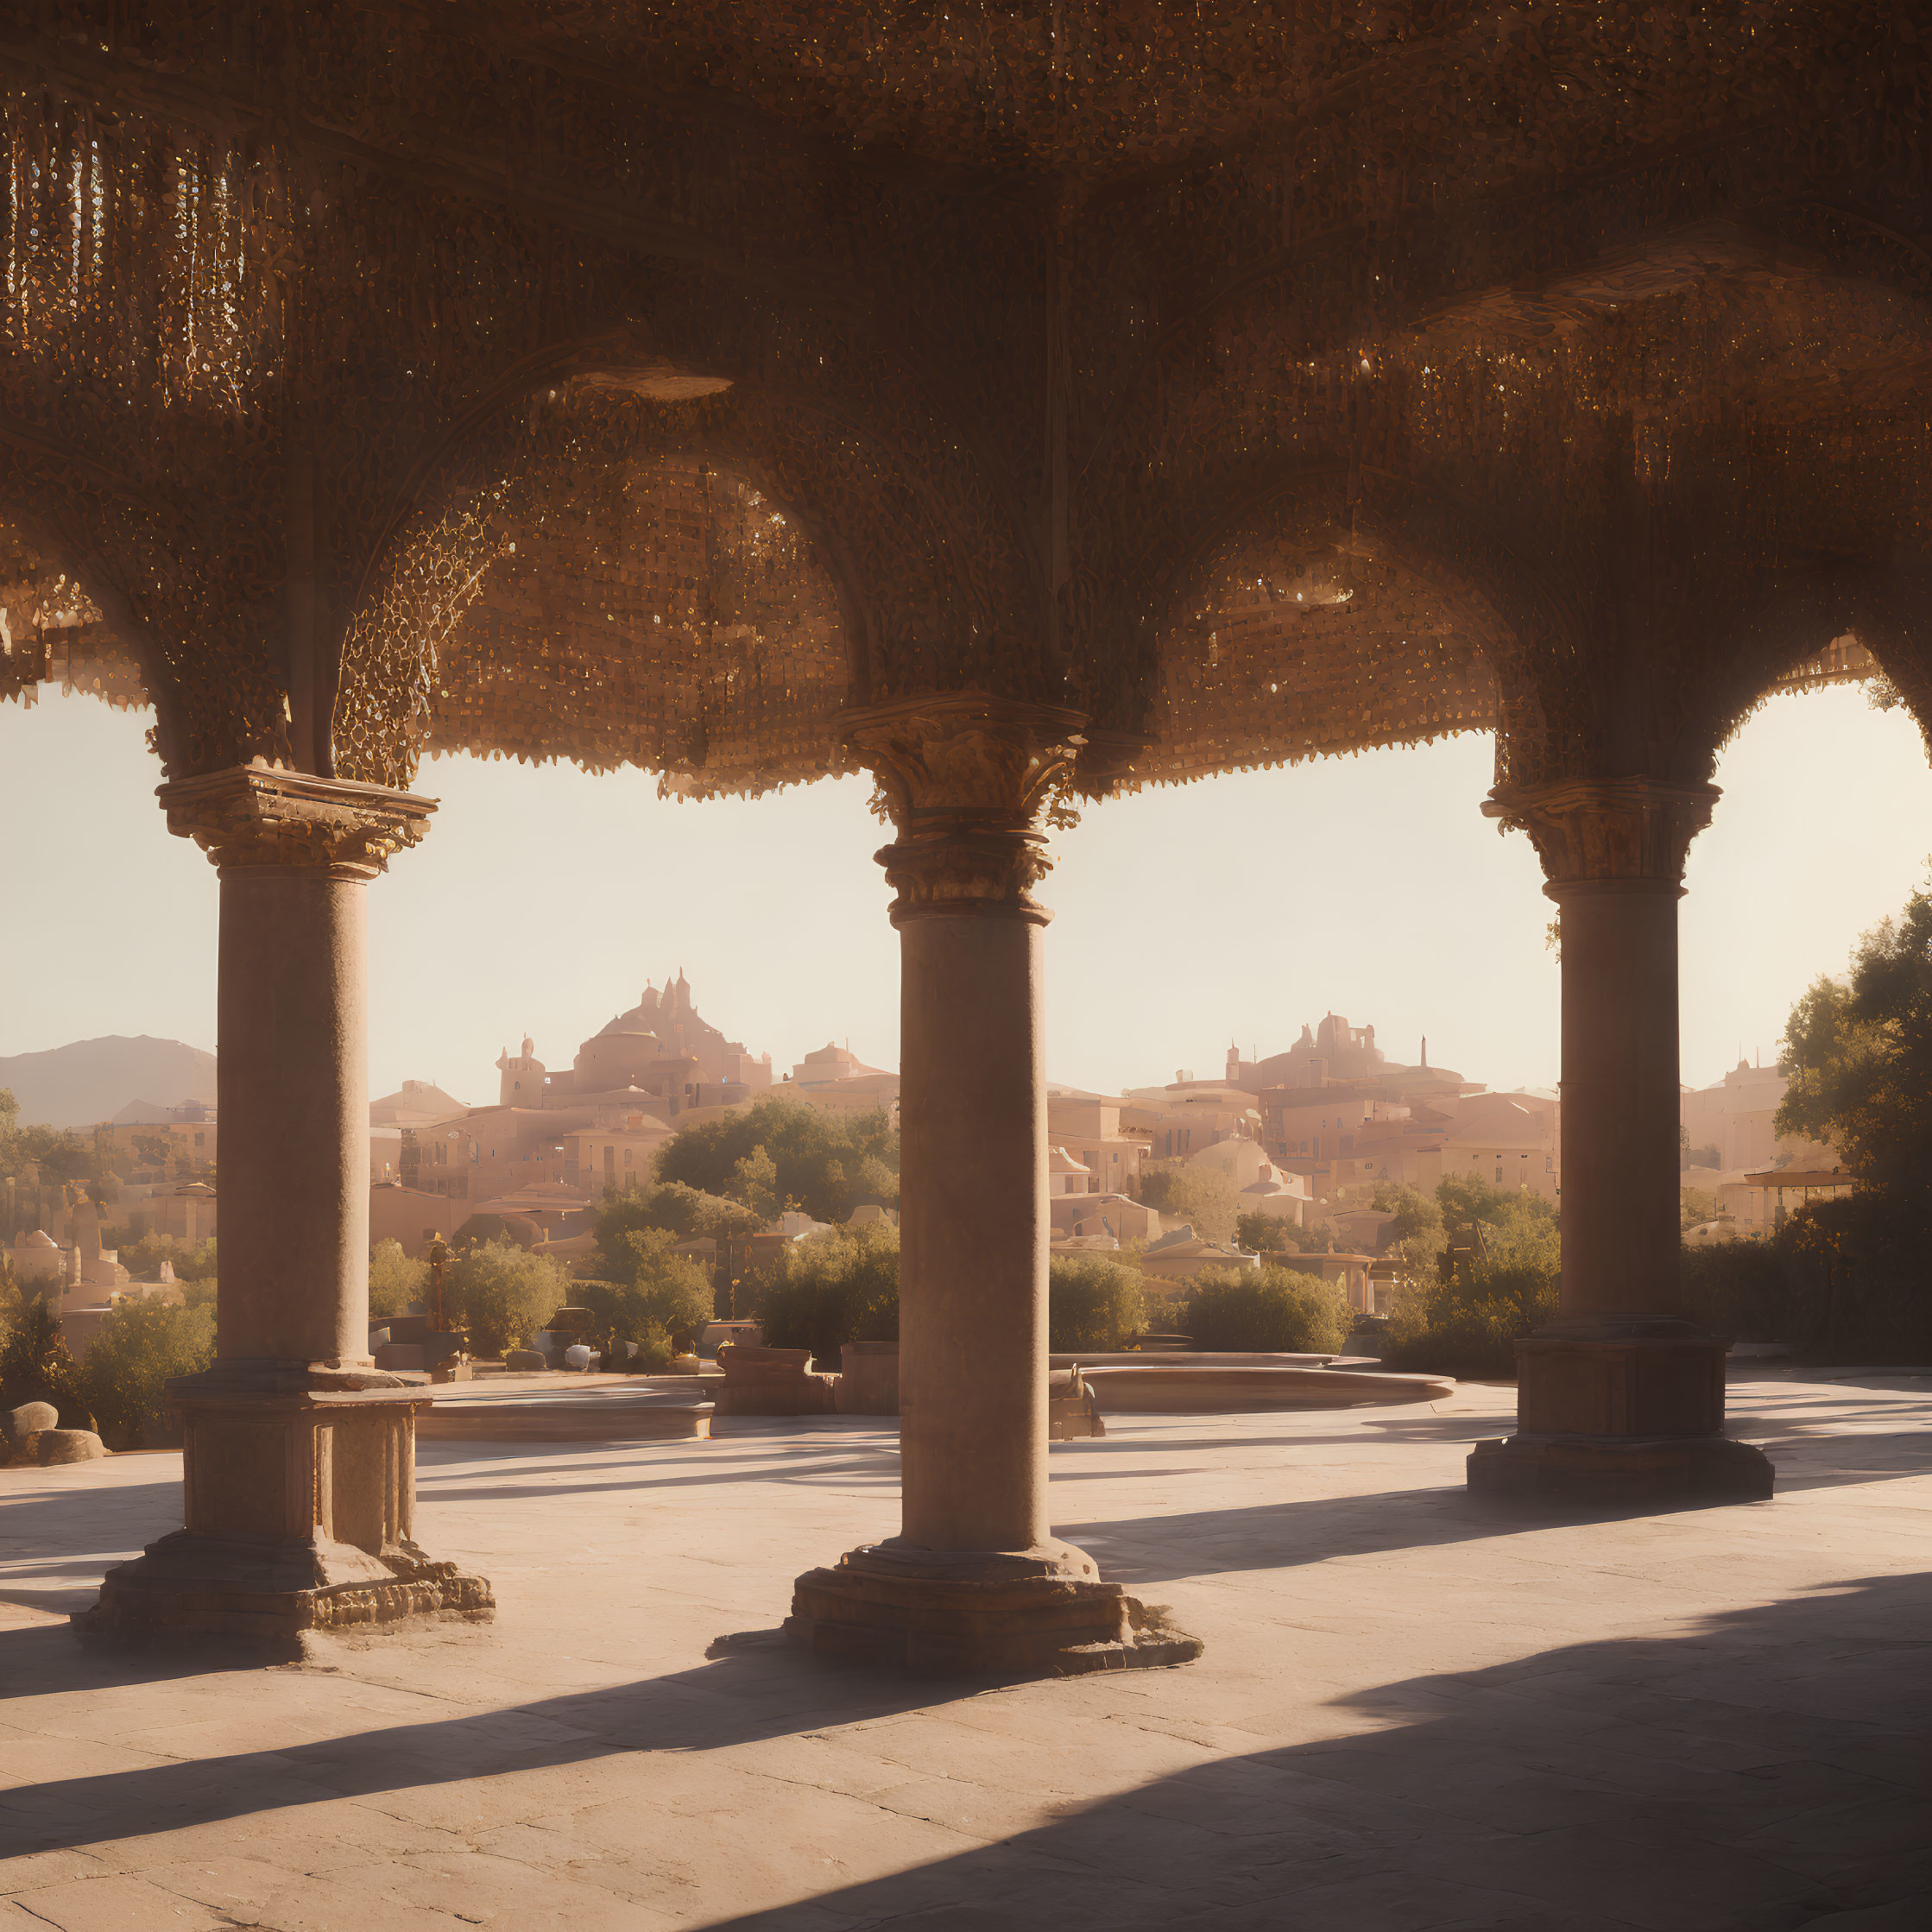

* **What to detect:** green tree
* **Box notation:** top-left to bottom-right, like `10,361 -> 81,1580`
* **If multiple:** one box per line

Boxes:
654,1096 -> 899,1223
0,1295 -> 90,1426
82,1300 -> 215,1450
727,1145 -> 781,1222
368,1238 -> 429,1319
1235,1210 -> 1290,1255
1048,1253 -> 1145,1352
1134,1160 -> 1239,1246
589,1228 -> 716,1350
590,1181 -> 763,1280
1181,1265 -> 1350,1354
1777,885 -> 1932,1193
1379,1176 -> 1560,1378
117,1232 -> 218,1284
754,1221 -> 900,1365
1369,1180 -> 1447,1286
445,1240 -> 570,1357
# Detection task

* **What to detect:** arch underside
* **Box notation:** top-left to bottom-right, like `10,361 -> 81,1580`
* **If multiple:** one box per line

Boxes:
0,7 -> 1927,799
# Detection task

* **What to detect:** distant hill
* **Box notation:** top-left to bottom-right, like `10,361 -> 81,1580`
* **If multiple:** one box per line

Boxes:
0,1036 -> 217,1128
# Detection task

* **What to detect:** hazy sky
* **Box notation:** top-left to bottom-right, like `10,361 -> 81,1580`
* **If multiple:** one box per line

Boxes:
3,682 -> 1927,1111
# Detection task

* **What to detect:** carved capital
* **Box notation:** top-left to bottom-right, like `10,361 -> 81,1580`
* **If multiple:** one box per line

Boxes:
844,693 -> 1088,924
1484,778 -> 1719,897
156,760 -> 436,880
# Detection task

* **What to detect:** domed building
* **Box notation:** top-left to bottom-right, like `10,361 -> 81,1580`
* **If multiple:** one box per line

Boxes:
495,971 -> 773,1114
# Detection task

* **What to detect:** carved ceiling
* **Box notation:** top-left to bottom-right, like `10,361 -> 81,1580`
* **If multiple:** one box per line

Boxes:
0,4 -> 1925,799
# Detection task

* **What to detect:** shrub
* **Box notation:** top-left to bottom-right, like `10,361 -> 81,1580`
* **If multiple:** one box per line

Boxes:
579,1228 -> 716,1351
0,1293 -> 92,1427
82,1300 -> 216,1449
755,1221 -> 900,1365
1678,1237 -> 1796,1345
1764,1196 -> 1932,1365
1181,1264 -> 1350,1354
445,1240 -> 570,1356
117,1232 -> 218,1283
1048,1254 -> 1145,1351
368,1238 -> 428,1319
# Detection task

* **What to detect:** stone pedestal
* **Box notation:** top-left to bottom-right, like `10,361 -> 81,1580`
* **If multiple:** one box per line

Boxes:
1470,780 -> 1774,1506
786,695 -> 1199,1674
82,1382 -> 490,1646
78,764 -> 493,1648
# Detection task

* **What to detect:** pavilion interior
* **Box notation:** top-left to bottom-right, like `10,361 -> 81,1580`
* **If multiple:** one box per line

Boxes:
3,7 -> 1932,1928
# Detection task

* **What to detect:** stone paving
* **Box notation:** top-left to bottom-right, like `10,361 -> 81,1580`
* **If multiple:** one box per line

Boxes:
2,1371 -> 1929,1931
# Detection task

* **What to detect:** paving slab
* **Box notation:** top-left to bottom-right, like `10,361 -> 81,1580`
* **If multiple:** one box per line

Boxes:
0,1371 -> 1928,1929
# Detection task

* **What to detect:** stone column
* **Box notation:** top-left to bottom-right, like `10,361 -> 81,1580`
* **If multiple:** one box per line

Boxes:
83,761 -> 494,1649
786,693 -> 1200,1673
1468,778 -> 1775,1503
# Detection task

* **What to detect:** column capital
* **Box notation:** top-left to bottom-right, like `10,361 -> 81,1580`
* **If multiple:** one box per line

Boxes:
1483,777 -> 1720,897
156,760 -> 436,880
844,692 -> 1088,925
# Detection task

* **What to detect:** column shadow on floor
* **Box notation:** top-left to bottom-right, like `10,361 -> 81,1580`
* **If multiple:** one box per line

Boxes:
4,1575 -> 1927,1932
696,1571 -> 1932,1932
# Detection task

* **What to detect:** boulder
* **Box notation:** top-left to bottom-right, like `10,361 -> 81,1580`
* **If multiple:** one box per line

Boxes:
504,1348 -> 548,1372
3,1400 -> 59,1449
36,1429 -> 108,1465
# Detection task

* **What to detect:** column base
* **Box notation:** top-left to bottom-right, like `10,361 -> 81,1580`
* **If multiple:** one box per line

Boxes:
77,1530 -> 494,1651
786,1538 -> 1202,1677
1467,1430 -> 1774,1504
1467,1319 -> 1775,1506
74,1378 -> 493,1653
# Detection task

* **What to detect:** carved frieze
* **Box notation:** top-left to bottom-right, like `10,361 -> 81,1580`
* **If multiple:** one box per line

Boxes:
1484,778 -> 1719,895
845,693 -> 1088,925
156,760 -> 436,881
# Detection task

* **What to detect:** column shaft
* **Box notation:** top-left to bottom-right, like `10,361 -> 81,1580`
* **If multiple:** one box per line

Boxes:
899,912 -> 1046,1554
217,868 -> 369,1368
1555,882 -> 1683,1320
1468,774 -> 1773,1502
785,691 -> 1201,1672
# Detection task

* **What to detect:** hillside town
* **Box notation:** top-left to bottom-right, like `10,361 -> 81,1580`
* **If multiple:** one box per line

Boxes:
2,969 -> 1836,1350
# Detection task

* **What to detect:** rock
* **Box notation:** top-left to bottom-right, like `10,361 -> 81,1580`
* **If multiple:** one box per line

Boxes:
36,1430 -> 107,1465
504,1348 -> 548,1372
3,1400 -> 58,1448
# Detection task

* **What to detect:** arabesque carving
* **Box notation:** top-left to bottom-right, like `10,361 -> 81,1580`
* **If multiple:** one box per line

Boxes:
156,761 -> 435,881
847,693 -> 1087,925
1484,779 -> 1720,897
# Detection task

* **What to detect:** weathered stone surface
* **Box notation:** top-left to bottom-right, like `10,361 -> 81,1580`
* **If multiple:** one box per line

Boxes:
713,1344 -> 839,1417
787,1539 -> 1200,1677
835,1342 -> 900,1416
35,1429 -> 108,1465
79,1387 -> 493,1650
3,1371 -> 1928,1928
3,1398 -> 59,1445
